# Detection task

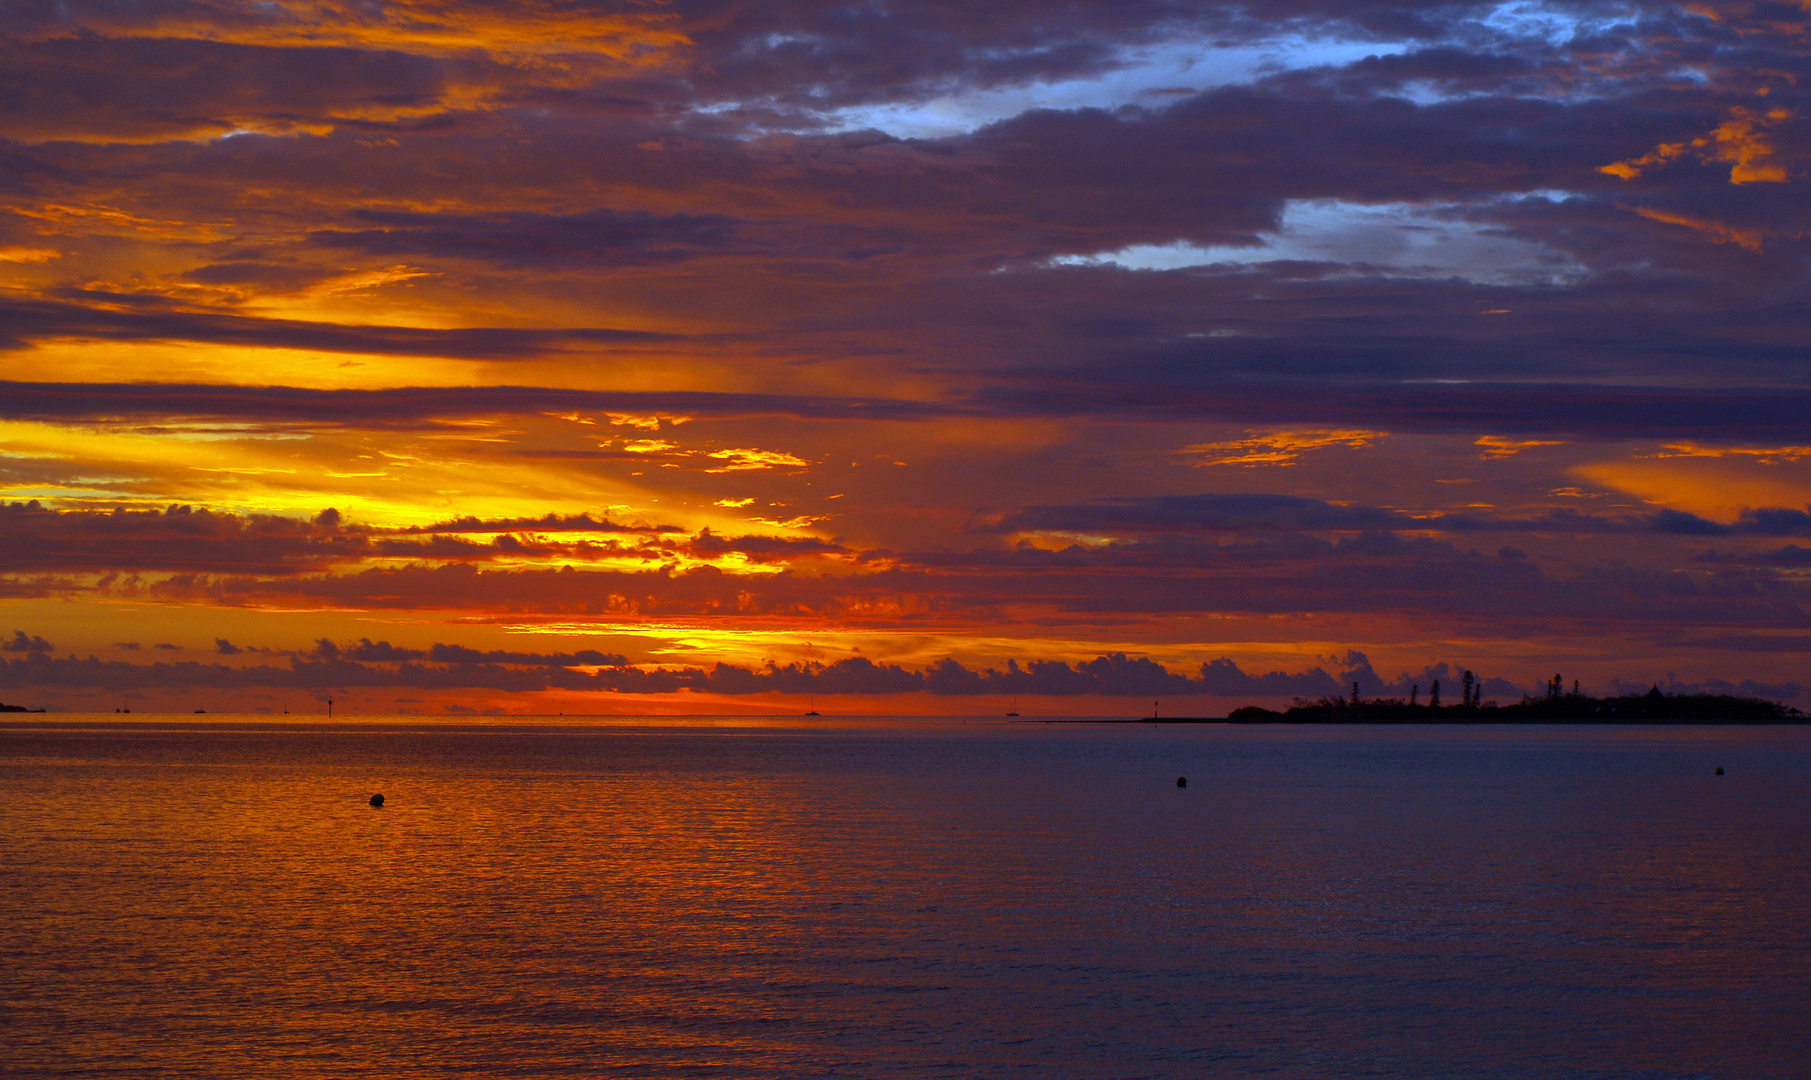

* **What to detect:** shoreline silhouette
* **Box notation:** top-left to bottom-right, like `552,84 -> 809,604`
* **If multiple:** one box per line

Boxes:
1129,686 -> 1804,724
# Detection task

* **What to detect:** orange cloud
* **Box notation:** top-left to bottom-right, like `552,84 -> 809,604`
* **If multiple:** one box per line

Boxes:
1629,206 -> 1766,251
705,448 -> 810,472
1712,108 -> 1795,183
1183,429 -> 1384,467
0,2 -> 692,143
1653,442 -> 1811,464
605,413 -> 691,431
1476,436 -> 1564,458
1598,142 -> 1690,181
0,246 -> 59,263
1574,460 -> 1811,522
23,1 -> 689,63
9,201 -> 226,240
1600,106 -> 1793,185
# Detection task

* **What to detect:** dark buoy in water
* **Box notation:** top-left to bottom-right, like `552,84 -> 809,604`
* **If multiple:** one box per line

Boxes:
369,793 -> 385,807
1715,766 -> 1725,776
1176,776 -> 1187,788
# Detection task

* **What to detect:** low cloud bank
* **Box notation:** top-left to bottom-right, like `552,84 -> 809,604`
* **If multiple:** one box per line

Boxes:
0,641 -> 1534,701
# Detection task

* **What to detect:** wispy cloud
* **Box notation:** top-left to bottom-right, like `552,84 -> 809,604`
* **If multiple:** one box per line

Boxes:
1183,429 -> 1383,466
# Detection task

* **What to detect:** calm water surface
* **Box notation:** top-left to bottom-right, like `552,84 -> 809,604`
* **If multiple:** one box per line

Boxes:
2,718 -> 1807,1078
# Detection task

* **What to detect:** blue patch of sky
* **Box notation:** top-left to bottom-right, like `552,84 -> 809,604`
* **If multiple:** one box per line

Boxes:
695,2 -> 1661,138
1049,194 -> 1587,286
692,32 -> 1410,138
1474,1 -> 1634,49
822,37 -> 1407,138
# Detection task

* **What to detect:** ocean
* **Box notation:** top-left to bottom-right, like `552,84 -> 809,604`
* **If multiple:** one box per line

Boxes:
3,717 -> 1807,1078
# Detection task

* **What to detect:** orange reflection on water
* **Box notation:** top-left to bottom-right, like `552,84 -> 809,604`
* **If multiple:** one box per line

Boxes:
4,722 -> 1810,1076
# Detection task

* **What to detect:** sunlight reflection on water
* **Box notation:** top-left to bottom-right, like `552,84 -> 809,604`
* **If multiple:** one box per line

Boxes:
3,718 -> 1808,1078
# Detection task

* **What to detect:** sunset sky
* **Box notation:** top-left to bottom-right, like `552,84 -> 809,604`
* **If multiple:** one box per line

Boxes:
2,0 -> 1809,714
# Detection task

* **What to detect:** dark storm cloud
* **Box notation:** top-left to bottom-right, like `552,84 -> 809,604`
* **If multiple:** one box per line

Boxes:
0,501 -> 365,575
977,380 -> 1811,442
661,0 -> 1164,108
1666,630 -> 1811,654
1652,507 -> 1811,537
0,634 -> 1527,699
961,88 -> 1616,221
30,26 -> 1787,263
0,36 -> 474,142
990,493 -> 1410,533
397,513 -> 674,535
0,381 -> 956,427
0,139 -> 71,193
9,376 -> 1811,442
651,0 -> 1726,116
16,496 -> 1793,630
3,629 -> 53,653
12,0 -> 1518,136
0,0 -> 1538,148
1714,545 -> 1811,568
990,496 -> 1796,539
0,296 -> 675,359
122,532 -> 1811,636
953,252 -> 1811,389
0,576 -> 77,599
0,503 -> 849,574
1305,46 -> 1540,95
320,637 -> 629,668
180,261 -> 333,290
312,208 -> 742,267
685,528 -> 850,561
3,4 -> 1802,392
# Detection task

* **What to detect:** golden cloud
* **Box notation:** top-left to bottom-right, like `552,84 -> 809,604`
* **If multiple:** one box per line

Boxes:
605,413 -> 691,431
1600,106 -> 1793,185
1628,207 -> 1766,251
1183,429 -> 1385,467
0,246 -> 60,263
1575,459 -> 1811,522
1653,442 -> 1811,464
705,448 -> 810,472
1476,436 -> 1565,458
24,1 -> 689,63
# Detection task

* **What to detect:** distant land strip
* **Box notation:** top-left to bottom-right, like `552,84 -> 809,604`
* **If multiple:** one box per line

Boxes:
1114,689 -> 1805,724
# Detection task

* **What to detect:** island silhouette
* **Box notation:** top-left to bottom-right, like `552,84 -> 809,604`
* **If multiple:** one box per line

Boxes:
1144,679 -> 1802,724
